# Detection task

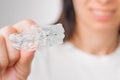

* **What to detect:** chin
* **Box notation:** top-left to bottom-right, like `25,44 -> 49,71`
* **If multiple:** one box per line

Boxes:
91,23 -> 116,31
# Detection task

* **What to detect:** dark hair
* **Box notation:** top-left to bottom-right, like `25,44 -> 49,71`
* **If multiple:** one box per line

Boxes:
57,0 -> 120,42
57,0 -> 75,42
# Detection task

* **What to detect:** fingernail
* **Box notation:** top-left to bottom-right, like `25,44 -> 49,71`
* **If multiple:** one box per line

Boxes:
21,48 -> 36,53
28,49 -> 35,52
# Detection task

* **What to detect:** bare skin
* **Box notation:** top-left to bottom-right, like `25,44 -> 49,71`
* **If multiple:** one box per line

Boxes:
0,19 -> 38,80
0,0 -> 120,80
70,0 -> 120,56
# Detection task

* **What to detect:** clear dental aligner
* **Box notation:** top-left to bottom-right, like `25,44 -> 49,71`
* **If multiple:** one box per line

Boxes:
9,24 -> 65,50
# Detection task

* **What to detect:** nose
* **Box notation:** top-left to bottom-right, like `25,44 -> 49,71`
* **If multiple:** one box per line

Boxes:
97,0 -> 111,4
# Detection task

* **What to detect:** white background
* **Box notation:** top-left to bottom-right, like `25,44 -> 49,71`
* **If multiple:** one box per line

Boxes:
0,0 -> 62,27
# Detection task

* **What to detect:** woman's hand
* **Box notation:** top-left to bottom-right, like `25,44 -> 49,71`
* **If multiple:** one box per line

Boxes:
0,19 -> 38,80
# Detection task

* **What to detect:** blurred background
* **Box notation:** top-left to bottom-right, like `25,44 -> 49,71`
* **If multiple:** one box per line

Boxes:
0,0 -> 63,27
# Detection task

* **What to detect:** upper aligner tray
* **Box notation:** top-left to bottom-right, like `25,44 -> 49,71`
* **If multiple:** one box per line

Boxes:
9,24 -> 65,50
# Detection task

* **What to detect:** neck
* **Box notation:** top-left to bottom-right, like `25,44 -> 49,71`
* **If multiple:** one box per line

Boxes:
70,23 -> 119,56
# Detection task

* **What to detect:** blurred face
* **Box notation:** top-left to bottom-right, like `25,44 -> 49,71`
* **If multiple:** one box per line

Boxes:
73,0 -> 120,31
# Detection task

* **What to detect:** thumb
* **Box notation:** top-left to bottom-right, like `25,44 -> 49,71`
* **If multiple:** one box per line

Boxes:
15,48 -> 35,77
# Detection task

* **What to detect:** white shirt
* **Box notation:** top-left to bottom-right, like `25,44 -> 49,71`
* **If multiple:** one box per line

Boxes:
28,42 -> 120,80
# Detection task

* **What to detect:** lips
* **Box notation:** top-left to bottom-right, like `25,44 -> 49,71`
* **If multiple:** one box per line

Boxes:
91,9 -> 115,21
92,10 -> 114,16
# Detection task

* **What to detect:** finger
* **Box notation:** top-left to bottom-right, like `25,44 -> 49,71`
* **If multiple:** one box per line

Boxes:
15,49 -> 35,77
0,26 -> 20,66
0,35 -> 9,71
13,19 -> 39,32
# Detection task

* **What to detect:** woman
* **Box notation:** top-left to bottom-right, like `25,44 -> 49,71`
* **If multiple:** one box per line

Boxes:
0,0 -> 120,80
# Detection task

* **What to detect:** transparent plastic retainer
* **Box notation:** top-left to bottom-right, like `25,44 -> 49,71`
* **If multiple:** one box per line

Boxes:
9,24 -> 65,50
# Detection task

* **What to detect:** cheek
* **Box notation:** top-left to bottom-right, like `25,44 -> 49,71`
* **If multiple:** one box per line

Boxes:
73,0 -> 87,9
73,0 -> 87,15
73,0 -> 120,31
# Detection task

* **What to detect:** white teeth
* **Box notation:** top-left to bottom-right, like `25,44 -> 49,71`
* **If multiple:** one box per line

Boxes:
93,10 -> 113,16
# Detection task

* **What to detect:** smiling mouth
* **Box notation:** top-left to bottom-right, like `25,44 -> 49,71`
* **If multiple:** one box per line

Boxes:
90,8 -> 116,21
